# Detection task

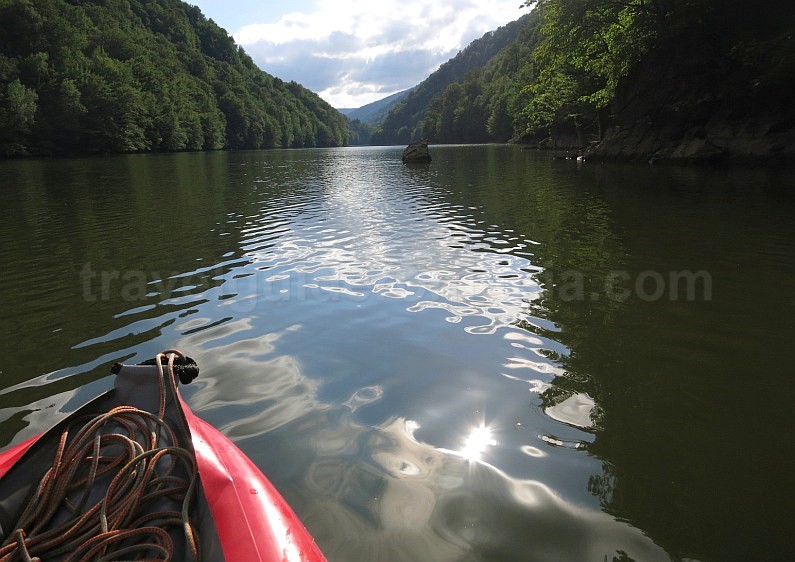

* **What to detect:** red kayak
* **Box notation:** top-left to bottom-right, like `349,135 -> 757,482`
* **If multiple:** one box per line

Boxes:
0,351 -> 326,562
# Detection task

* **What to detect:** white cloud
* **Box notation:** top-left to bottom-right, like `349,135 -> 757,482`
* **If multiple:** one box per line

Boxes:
233,0 -> 525,108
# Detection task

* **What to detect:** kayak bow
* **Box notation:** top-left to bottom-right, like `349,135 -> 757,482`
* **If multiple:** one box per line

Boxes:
0,351 -> 326,562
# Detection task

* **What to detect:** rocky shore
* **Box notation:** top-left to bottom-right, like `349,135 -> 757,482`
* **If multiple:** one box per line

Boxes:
585,113 -> 795,164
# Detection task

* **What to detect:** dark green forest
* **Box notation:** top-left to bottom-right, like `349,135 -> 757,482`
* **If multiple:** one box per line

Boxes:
0,0 -> 349,157
2,0 -> 791,159
373,0 -> 794,158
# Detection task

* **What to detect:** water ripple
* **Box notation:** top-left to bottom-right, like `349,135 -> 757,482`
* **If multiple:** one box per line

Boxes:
232,156 -> 546,337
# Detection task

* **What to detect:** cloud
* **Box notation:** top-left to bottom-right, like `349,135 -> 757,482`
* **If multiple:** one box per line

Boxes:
233,0 -> 525,108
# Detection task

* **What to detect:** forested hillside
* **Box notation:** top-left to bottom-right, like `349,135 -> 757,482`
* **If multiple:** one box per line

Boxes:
521,0 -> 794,159
0,0 -> 349,157
373,0 -> 794,160
370,13 -> 538,146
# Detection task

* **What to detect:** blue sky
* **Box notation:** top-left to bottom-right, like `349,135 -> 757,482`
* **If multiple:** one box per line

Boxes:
188,1 -> 527,108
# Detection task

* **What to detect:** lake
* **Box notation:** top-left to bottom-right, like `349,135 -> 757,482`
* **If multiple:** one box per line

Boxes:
0,145 -> 792,561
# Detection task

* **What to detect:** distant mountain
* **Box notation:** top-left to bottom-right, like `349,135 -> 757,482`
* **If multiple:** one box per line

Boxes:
370,12 -> 538,145
0,0 -> 348,156
338,89 -> 414,126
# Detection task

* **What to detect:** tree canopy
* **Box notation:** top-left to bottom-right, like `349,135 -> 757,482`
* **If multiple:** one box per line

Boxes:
0,0 -> 349,157
372,0 -> 792,151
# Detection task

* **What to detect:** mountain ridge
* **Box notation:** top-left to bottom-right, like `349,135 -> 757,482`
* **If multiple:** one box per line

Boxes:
370,12 -> 537,145
337,88 -> 413,126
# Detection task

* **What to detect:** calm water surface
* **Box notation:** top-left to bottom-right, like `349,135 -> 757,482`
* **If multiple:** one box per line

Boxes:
0,146 -> 793,561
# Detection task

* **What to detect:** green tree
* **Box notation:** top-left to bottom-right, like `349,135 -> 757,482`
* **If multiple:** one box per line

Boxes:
520,0 -> 658,140
33,77 -> 86,153
0,78 -> 38,155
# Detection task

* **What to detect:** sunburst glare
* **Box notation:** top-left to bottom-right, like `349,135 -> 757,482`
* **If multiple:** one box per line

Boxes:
460,425 -> 496,461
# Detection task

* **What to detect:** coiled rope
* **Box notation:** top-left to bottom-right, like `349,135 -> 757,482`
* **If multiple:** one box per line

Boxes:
0,351 -> 200,562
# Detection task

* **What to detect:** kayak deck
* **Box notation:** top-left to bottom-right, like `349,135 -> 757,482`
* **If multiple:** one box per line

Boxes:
0,352 -> 326,562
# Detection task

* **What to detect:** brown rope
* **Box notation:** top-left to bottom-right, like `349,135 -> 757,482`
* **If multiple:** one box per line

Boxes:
0,352 -> 200,562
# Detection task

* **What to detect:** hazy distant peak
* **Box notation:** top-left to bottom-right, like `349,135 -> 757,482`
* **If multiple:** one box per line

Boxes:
337,89 -> 415,126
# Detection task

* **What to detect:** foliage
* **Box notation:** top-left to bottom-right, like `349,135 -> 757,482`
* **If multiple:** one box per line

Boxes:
515,0 -> 663,141
370,13 -> 539,145
0,0 -> 349,157
373,0 -> 792,148
521,0 -> 793,141
346,118 -> 374,146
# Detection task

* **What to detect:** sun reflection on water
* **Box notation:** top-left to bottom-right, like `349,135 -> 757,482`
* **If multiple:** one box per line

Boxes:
459,424 -> 497,462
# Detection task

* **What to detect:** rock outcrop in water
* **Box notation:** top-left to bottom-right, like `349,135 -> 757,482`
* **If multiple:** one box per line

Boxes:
402,140 -> 432,164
